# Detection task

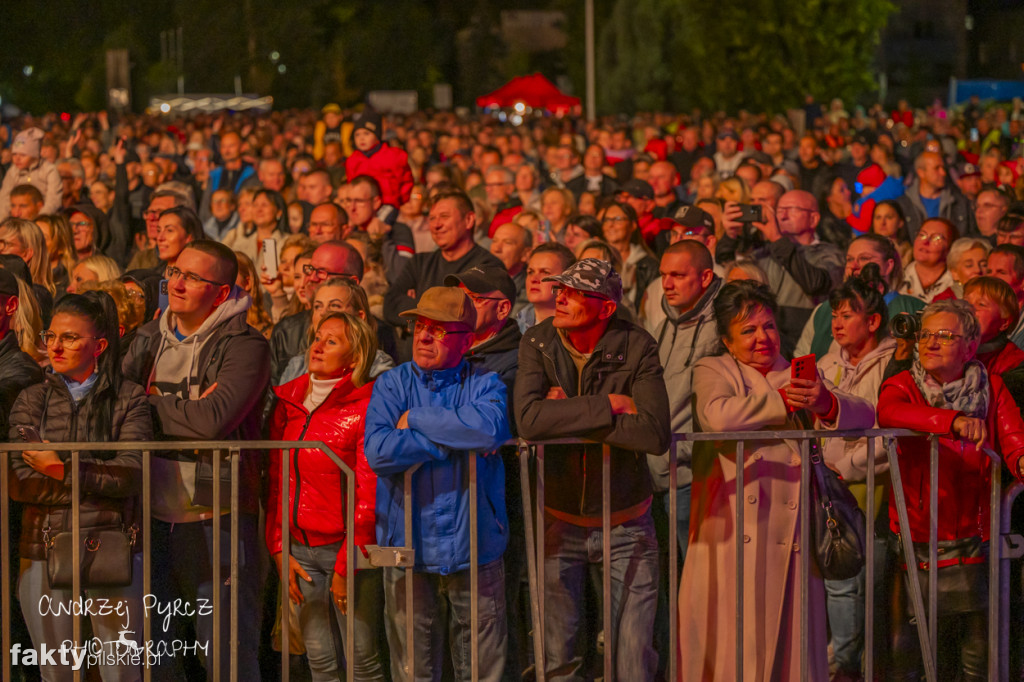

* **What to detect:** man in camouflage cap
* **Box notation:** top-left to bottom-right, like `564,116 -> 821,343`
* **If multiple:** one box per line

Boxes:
513,258 -> 670,681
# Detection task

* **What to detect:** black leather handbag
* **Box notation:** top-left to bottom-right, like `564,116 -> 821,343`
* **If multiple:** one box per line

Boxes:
44,523 -> 136,590
805,428 -> 867,581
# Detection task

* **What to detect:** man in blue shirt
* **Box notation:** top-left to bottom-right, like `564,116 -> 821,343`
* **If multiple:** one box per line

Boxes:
365,286 -> 511,682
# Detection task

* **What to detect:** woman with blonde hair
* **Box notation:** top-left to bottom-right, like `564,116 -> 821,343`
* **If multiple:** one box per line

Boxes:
715,175 -> 750,203
235,251 -> 274,338
34,213 -> 76,292
68,254 -> 122,294
0,218 -> 56,296
8,276 -> 45,364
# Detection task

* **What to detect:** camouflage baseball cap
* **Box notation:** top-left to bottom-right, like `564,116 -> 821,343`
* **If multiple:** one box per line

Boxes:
543,257 -> 622,304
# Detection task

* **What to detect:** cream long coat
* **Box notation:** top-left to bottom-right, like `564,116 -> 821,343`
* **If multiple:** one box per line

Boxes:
678,353 -> 875,682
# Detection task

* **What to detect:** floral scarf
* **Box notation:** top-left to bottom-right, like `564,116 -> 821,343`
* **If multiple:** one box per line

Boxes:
909,355 -> 989,418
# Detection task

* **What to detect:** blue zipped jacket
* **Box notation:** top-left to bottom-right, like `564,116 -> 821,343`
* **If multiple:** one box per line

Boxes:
364,359 -> 511,574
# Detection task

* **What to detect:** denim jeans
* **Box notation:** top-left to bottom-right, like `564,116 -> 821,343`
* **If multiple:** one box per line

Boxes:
382,559 -> 507,682
289,541 -> 386,681
543,510 -> 659,682
149,515 -> 262,682
19,554 -> 145,682
652,486 -> 690,682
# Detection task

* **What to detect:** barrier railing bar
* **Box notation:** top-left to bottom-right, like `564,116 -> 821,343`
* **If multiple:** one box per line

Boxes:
212,448 -> 221,682
601,444 -> 612,682
799,438 -> 809,682
735,440 -> 745,682
928,437 -> 938,670
143,449 -> 152,682
518,443 -> 545,682
71,448 -> 81,682
1,451 -> 10,682
864,437 -> 876,679
229,447 -> 240,682
345,450 -> 356,682
470,452 -> 480,682
886,438 -> 937,681
668,439 -> 678,682
280,444 -> 291,682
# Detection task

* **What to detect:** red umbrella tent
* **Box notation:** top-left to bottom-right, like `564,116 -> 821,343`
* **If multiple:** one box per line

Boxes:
476,73 -> 580,114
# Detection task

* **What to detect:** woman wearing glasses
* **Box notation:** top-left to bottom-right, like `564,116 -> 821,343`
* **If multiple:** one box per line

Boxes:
8,291 -> 153,682
898,218 -> 958,303
597,201 -> 658,311
877,298 -> 1024,680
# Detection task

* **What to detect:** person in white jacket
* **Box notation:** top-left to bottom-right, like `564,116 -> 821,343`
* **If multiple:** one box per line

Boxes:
817,274 -> 896,681
0,128 -> 61,220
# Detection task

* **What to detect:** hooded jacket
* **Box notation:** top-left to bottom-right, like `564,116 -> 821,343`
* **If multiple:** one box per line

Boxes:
0,158 -> 61,220
514,316 -> 671,520
267,374 -> 377,577
649,276 -> 722,490
818,337 -> 897,481
345,143 -> 414,208
364,359 -> 511,574
121,288 -> 271,518
8,373 -> 152,560
896,175 -> 973,242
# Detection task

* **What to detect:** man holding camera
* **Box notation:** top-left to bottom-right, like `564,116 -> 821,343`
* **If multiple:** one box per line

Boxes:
721,189 -> 845,356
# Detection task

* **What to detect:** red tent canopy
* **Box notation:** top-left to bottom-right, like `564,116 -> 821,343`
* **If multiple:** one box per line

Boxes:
476,73 -> 580,114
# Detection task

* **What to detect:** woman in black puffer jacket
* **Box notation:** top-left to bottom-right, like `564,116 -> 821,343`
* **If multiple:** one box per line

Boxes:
9,290 -> 152,682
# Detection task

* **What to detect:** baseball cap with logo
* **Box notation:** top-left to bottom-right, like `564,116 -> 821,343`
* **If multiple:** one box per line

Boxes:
543,258 -> 622,304
444,266 -> 517,304
669,205 -> 715,232
399,286 -> 477,331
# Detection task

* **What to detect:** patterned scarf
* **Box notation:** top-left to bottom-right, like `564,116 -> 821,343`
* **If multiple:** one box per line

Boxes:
909,354 -> 989,418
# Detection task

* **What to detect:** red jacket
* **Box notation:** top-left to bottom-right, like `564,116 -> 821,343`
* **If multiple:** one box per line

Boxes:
267,373 -> 377,576
978,338 -> 1024,377
345,144 -> 414,208
487,199 -> 524,238
878,370 -> 1024,542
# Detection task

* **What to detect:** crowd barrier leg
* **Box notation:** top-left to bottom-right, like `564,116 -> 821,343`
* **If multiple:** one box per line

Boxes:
143,450 -> 152,682
799,439 -> 809,682
1,450 -> 10,682
280,447 -> 291,682
668,439 -> 678,682
518,443 -> 545,682
734,440 -> 745,682
1000,481 -> 1024,681
404,464 -> 417,680
229,448 -> 240,682
345,449 -> 356,682
886,438 -> 937,681
989,454 -> 1002,682
927,437 -> 938,667
601,444 -> 612,682
470,452 -> 480,682
864,438 -> 876,680
535,444 -> 546,679
212,449 -> 222,682
71,449 -> 81,682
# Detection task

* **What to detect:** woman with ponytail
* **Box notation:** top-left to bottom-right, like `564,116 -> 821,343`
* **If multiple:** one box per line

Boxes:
8,290 -> 153,682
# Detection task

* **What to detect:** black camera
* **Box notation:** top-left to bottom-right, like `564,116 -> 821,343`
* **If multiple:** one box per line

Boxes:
889,312 -> 920,340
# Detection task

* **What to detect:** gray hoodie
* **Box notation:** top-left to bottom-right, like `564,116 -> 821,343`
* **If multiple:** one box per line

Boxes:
649,276 -> 722,490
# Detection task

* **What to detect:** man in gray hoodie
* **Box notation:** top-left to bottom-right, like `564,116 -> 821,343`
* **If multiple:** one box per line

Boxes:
649,239 -> 722,678
122,239 -> 270,682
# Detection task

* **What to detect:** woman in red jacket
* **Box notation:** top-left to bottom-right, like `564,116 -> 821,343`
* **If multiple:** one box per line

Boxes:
878,298 -> 1024,681
267,312 -> 384,681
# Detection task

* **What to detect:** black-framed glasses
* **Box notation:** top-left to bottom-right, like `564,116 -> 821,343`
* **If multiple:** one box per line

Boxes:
551,285 -> 608,301
40,331 -> 100,349
166,266 -> 227,288
464,291 -> 506,304
409,320 -> 472,342
915,329 -> 962,346
302,264 -> 358,281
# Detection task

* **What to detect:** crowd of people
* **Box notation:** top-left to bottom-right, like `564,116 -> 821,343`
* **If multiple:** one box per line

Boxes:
1,96 -> 1024,682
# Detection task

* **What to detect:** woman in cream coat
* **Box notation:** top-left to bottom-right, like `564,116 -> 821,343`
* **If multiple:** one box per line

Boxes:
679,281 -> 875,682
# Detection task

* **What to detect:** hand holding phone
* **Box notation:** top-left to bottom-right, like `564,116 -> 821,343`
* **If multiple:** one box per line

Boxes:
791,354 -> 817,382
17,425 -> 42,443
262,238 -> 279,280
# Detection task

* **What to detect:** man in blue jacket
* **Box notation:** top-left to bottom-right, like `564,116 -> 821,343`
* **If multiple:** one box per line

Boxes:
365,285 -> 511,682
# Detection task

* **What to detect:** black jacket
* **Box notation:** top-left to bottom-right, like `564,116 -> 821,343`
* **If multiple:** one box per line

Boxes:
122,308 -> 270,515
514,317 -> 670,518
8,374 -> 152,559
0,330 -> 43,440
466,318 -> 522,435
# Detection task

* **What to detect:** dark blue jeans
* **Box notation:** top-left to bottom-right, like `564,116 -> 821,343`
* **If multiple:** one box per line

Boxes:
543,510 -> 659,682
382,559 -> 507,682
149,515 -> 262,682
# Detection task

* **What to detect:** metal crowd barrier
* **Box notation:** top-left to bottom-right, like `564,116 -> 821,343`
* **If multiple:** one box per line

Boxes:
2,431 -> 1021,682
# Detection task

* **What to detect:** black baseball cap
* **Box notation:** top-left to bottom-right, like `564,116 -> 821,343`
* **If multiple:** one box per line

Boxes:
444,266 -> 517,303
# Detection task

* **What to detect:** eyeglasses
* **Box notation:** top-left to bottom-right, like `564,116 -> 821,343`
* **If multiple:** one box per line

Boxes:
776,206 -> 816,216
410,320 -> 472,342
166,266 -> 227,288
40,331 -> 100,349
551,285 -> 608,302
602,216 -> 630,225
915,329 -> 963,346
916,232 -> 949,244
70,221 -> 93,232
465,291 -> 506,304
302,264 -> 358,281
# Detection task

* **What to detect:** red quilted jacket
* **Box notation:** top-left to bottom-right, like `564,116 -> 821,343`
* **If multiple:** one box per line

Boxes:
345,144 -> 414,208
878,369 -> 1024,542
267,373 -> 377,576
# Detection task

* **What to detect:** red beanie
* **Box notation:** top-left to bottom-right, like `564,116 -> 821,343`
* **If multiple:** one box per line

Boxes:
856,163 -> 887,189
